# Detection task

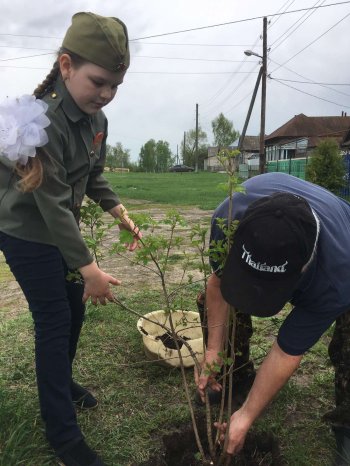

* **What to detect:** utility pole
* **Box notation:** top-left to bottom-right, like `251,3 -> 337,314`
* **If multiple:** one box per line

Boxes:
176,144 -> 179,164
259,16 -> 267,174
239,67 -> 263,151
195,103 -> 199,172
243,17 -> 267,173
183,131 -> 186,164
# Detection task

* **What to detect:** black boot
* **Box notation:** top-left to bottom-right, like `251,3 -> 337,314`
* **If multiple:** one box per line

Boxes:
332,427 -> 350,466
71,381 -> 98,409
56,438 -> 106,466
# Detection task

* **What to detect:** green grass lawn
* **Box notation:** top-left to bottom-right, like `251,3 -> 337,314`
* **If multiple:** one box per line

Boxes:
104,171 -> 228,210
0,293 -> 336,465
0,175 -> 338,465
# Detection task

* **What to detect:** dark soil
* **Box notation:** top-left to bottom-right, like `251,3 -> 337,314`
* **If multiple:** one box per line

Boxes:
156,332 -> 190,350
135,416 -> 286,466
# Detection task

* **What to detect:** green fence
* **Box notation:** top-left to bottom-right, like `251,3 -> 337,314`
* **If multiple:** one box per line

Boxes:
267,158 -> 307,179
266,155 -> 350,199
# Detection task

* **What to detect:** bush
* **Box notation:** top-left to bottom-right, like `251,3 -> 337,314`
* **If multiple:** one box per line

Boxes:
306,139 -> 346,193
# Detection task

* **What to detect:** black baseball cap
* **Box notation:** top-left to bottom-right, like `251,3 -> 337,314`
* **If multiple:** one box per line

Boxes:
220,192 -> 318,317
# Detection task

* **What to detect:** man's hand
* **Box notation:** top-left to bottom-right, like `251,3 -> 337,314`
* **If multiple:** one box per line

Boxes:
215,409 -> 251,455
195,349 -> 223,402
214,341 -> 303,455
194,274 -> 229,401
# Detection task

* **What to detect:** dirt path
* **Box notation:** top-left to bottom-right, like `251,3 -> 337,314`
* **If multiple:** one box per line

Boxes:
0,205 -> 213,322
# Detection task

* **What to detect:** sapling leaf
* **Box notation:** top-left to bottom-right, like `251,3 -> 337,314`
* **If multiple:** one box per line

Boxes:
119,229 -> 134,244
217,182 -> 230,193
85,238 -> 97,248
65,270 -> 83,284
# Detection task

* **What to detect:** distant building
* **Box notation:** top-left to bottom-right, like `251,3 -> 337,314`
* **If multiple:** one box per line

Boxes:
204,146 -> 226,171
238,135 -> 260,163
204,135 -> 259,171
265,113 -> 350,161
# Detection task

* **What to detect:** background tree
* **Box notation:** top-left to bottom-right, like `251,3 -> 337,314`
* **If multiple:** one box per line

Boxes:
181,127 -> 208,169
306,139 -> 346,193
155,140 -> 174,172
105,142 -> 131,171
106,144 -> 117,171
139,139 -> 174,172
139,139 -> 157,172
212,112 -> 239,149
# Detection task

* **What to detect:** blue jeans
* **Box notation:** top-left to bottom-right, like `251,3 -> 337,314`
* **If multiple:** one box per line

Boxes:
0,232 -> 85,449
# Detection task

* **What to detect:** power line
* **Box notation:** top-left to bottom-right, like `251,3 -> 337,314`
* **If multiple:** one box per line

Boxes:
271,77 -> 350,108
0,45 -> 56,51
270,0 -> 326,50
267,0 -> 296,30
0,52 -> 54,62
222,88 -> 256,116
0,41 -> 257,49
0,65 -> 47,70
128,71 -> 258,75
270,77 -> 350,86
132,42 -> 254,47
1,2 -> 348,42
134,55 -> 256,63
0,65 -> 258,74
271,11 -> 350,72
199,35 -> 262,113
269,58 -> 350,98
130,2 -> 350,41
202,65 -> 260,117
0,33 -> 61,39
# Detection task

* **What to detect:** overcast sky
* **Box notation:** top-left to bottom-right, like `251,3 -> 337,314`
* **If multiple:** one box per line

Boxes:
1,0 -> 350,161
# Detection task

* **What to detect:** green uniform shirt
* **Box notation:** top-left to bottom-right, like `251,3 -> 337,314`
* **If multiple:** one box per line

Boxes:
0,77 -> 120,269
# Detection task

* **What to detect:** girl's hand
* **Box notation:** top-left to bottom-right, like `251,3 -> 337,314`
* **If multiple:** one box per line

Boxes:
109,204 -> 142,251
79,262 -> 120,305
118,213 -> 142,251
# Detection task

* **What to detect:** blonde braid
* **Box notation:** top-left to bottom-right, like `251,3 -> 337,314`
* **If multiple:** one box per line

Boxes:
19,58 -> 61,191
19,50 -> 87,191
33,60 -> 60,99
15,149 -> 45,192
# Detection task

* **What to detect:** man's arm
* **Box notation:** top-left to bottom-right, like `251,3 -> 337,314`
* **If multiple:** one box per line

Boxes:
196,273 -> 229,399
220,340 -> 303,455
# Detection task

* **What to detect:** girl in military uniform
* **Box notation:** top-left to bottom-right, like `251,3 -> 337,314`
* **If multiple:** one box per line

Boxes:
0,12 -> 140,466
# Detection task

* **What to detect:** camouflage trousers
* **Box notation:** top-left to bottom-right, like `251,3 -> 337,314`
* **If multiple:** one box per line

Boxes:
197,291 -> 350,427
323,309 -> 350,429
196,291 -> 255,382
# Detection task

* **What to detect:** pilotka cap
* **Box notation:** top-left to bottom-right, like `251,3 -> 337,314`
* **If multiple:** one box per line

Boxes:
220,193 -> 318,317
62,12 -> 130,72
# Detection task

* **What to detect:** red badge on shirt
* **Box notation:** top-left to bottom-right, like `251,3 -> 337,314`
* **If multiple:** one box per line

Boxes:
93,132 -> 104,148
90,132 -> 104,156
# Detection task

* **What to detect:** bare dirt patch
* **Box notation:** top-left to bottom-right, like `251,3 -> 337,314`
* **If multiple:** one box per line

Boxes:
101,205 -> 212,296
0,205 -> 213,321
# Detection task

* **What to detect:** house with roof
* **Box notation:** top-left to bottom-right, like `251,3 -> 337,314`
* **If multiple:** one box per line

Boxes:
204,135 -> 260,171
265,113 -> 350,162
239,135 -> 260,162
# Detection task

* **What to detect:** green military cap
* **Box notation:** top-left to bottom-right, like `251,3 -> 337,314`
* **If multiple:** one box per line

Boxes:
62,12 -> 130,72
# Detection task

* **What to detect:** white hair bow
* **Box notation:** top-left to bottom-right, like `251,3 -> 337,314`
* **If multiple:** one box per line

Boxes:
0,95 -> 50,165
